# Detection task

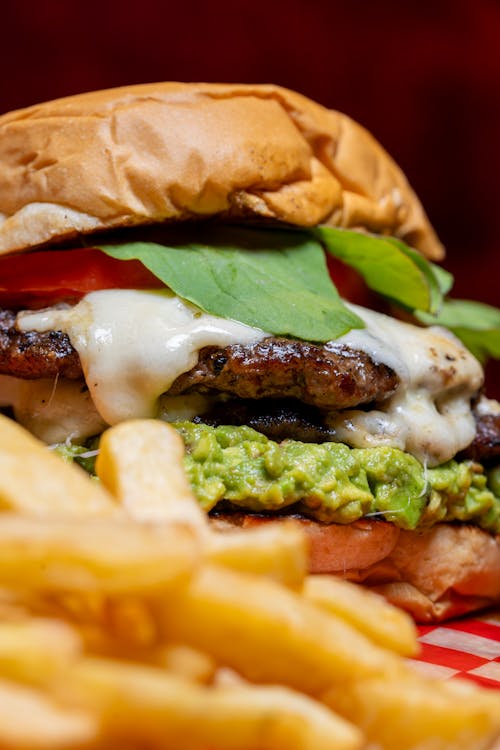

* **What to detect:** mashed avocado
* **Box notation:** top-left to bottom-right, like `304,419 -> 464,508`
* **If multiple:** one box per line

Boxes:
175,423 -> 500,533
55,423 -> 500,533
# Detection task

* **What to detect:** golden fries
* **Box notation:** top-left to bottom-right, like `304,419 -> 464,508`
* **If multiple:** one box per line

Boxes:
155,643 -> 217,684
0,679 -> 96,749
97,418 -> 209,532
304,574 -> 418,656
0,415 -> 497,750
0,514 -> 197,594
161,563 -> 397,696
323,665 -> 500,750
0,619 -> 80,687
207,521 -> 308,587
0,414 -> 115,516
100,420 -> 308,587
55,656 -> 364,750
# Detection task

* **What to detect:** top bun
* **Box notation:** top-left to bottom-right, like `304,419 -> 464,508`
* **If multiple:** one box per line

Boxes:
0,82 -> 444,259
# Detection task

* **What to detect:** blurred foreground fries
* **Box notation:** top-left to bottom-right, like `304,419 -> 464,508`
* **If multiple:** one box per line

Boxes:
304,574 -> 418,656
0,413 -> 497,750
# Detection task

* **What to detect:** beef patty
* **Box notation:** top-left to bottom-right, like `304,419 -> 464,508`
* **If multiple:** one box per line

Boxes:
0,309 -> 398,410
196,398 -> 336,443
168,339 -> 399,409
198,396 -> 500,465
0,309 -> 81,380
2,308 -> 499,463
460,402 -> 500,466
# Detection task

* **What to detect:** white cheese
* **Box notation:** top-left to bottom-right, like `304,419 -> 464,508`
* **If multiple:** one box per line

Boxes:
0,375 -> 107,443
15,292 -> 484,466
158,393 -> 212,422
475,394 -> 500,418
325,304 -> 484,466
17,290 -> 267,426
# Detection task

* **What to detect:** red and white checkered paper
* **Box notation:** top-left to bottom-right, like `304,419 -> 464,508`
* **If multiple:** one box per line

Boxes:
412,610 -> 500,689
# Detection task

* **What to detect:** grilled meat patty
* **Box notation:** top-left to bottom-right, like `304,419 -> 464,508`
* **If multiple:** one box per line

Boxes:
169,338 -> 399,409
196,398 -> 336,443
199,397 -> 500,467
0,309 -> 81,380
0,311 -> 399,409
460,405 -> 500,466
1,308 -> 499,464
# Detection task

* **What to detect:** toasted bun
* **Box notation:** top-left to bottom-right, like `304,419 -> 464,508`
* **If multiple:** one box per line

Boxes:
211,515 -> 500,622
0,82 -> 443,260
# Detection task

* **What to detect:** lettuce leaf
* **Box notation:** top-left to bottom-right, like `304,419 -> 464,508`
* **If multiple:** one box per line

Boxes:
315,226 -> 450,313
97,225 -> 500,359
384,237 -> 454,312
98,228 -> 363,342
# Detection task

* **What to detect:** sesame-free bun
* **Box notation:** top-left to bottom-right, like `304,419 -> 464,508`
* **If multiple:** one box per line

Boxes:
0,82 -> 443,259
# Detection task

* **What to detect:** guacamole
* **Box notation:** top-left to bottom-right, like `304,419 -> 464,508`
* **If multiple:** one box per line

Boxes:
175,423 -> 500,533
55,422 -> 500,533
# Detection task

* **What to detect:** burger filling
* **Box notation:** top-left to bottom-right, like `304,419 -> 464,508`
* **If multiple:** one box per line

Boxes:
0,227 -> 498,536
9,289 -> 484,465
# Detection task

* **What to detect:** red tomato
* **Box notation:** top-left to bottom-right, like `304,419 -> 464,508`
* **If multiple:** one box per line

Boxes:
0,245 -> 378,310
326,254 -> 376,307
0,248 -> 164,307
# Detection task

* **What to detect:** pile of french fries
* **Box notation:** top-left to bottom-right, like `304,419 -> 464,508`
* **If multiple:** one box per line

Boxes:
0,414 -> 498,749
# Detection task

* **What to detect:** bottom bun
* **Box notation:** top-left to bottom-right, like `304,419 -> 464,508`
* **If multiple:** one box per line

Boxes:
210,514 -> 500,622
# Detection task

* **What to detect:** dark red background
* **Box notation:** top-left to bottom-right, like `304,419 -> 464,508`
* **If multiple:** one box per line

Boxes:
2,0 -> 499,392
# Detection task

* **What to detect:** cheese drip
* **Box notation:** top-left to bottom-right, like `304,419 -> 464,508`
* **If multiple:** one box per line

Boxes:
0,375 -> 106,444
18,290 -> 267,425
16,292 -> 484,465
326,304 -> 483,466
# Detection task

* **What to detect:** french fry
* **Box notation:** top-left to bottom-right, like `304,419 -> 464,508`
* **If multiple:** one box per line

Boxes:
97,419 -> 209,533
58,656 -> 364,750
0,414 -> 115,516
304,575 -> 419,656
0,514 -> 197,595
160,563 -> 397,696
0,414 -> 498,750
98,420 -> 308,586
323,664 -> 500,750
0,588 -> 31,621
105,595 -> 159,649
0,619 -> 81,687
0,678 -> 96,749
207,521 -> 308,588
155,644 -> 216,684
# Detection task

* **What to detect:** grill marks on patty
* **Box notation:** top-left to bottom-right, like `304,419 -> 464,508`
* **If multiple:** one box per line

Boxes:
0,309 -> 82,380
195,398 -> 337,443
169,339 -> 399,409
3,308 -> 500,465
0,310 -> 399,409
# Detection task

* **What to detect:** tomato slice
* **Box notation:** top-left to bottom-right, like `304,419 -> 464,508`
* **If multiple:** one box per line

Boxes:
0,248 -> 164,307
326,253 -> 381,309
0,245 -> 375,309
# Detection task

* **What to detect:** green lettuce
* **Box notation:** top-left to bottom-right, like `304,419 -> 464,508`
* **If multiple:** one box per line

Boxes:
99,228 -> 363,342
97,225 -> 500,357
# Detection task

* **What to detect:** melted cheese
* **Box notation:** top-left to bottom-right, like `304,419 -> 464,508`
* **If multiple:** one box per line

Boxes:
325,304 -> 484,466
15,292 -> 484,465
0,375 -> 106,443
475,394 -> 500,418
17,290 -> 267,426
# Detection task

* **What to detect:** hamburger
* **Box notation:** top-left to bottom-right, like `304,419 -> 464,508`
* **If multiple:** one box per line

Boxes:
0,82 -> 498,622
